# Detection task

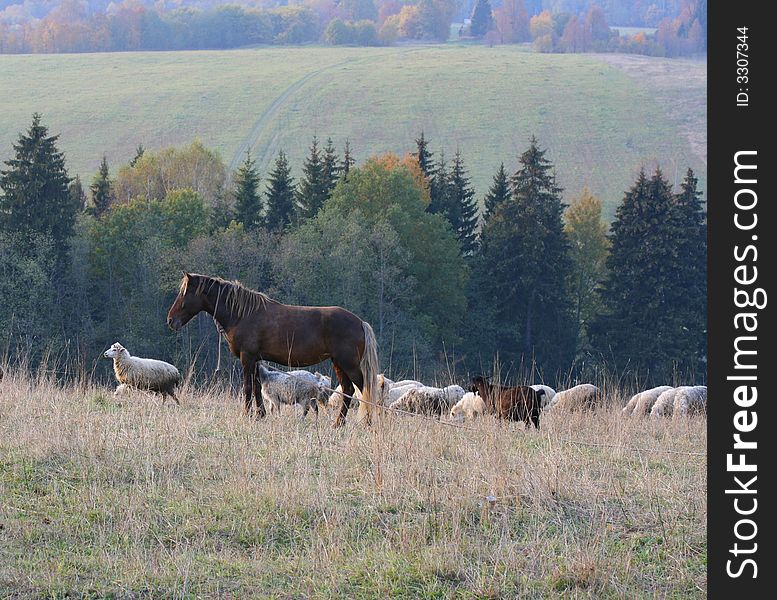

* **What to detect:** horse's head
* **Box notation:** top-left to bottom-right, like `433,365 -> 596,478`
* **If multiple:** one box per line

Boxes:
470,375 -> 491,394
167,272 -> 207,331
104,342 -> 128,359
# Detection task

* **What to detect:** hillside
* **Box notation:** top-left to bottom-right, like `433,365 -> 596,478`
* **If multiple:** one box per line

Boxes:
0,45 -> 706,216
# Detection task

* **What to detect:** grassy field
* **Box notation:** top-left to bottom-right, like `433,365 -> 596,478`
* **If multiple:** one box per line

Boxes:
0,370 -> 706,598
1,46 -> 706,216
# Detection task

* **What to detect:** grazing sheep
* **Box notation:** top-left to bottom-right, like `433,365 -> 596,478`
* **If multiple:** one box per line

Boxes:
623,385 -> 674,416
257,365 -> 330,417
470,376 -> 545,428
103,342 -> 181,404
389,385 -> 466,416
650,387 -> 686,418
392,379 -> 424,388
530,384 -> 556,408
328,384 -> 363,413
673,385 -> 707,418
546,384 -> 600,412
450,391 -> 486,421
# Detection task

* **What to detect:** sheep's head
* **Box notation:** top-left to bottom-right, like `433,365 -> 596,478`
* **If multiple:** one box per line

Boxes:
450,403 -> 464,421
103,342 -> 128,360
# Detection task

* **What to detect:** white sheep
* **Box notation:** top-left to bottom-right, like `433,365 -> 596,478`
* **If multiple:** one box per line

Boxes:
624,385 -> 673,417
327,384 -> 363,413
650,387 -> 686,418
530,384 -> 556,408
389,384 -> 466,415
546,383 -> 600,412
449,391 -> 486,421
103,342 -> 181,404
673,385 -> 707,418
257,365 -> 330,417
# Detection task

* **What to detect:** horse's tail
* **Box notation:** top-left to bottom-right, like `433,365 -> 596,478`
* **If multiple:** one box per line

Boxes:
357,320 -> 380,425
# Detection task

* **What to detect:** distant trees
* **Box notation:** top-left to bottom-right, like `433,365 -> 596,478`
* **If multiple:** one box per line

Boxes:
296,136 -> 329,219
89,155 -> 113,218
264,150 -> 296,232
472,137 -> 574,373
0,113 -> 77,262
590,168 -> 707,381
0,112 -> 707,383
114,140 -> 227,207
470,0 -> 495,37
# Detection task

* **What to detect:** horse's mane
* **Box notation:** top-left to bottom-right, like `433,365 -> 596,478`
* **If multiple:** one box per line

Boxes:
180,273 -> 278,318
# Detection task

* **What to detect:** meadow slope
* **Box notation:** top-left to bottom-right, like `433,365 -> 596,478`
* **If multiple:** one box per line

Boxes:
0,46 -> 706,216
0,371 -> 706,597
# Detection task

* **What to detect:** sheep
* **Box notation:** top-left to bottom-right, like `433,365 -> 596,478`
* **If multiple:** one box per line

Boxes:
546,383 -> 600,412
449,391 -> 486,421
530,384 -> 556,408
389,384 -> 466,416
376,374 -> 424,405
257,365 -> 330,417
103,342 -> 181,404
650,387 -> 686,418
673,385 -> 707,418
623,385 -> 674,417
327,384 -> 363,414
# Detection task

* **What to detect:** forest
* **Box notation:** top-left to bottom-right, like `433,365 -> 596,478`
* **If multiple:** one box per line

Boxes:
0,114 -> 707,386
0,0 -> 706,55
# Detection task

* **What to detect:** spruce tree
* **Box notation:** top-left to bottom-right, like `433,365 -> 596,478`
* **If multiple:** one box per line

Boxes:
130,144 -> 145,167
483,162 -> 510,222
592,168 -> 703,380
0,113 -> 76,260
265,150 -> 296,231
413,131 -> 434,177
68,175 -> 87,213
470,0 -> 494,37
296,136 -> 328,218
322,137 -> 341,198
341,140 -> 355,181
473,136 -> 574,372
447,149 -> 479,255
90,155 -> 113,217
232,150 -> 262,231
427,150 -> 449,215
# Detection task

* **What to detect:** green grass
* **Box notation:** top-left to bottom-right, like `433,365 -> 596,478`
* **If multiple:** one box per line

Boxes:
1,45 -> 705,216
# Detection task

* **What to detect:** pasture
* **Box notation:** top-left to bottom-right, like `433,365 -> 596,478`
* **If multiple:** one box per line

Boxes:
0,46 -> 706,215
0,370 -> 706,597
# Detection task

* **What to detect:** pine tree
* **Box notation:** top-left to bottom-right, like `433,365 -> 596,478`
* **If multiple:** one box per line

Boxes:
447,149 -> 479,255
473,136 -> 574,372
470,0 -> 494,37
0,113 -> 76,260
130,144 -> 144,167
68,175 -> 87,213
296,136 -> 328,218
341,140 -> 356,181
592,167 -> 703,380
232,150 -> 262,231
427,150 -> 449,215
413,131 -> 434,177
265,150 -> 296,231
322,137 -> 341,198
90,155 -> 113,217
483,162 -> 510,222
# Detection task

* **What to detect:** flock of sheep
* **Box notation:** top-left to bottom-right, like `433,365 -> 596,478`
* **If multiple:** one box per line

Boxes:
103,341 -> 707,426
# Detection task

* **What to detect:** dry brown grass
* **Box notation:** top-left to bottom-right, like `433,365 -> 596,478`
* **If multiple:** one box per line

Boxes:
0,369 -> 706,598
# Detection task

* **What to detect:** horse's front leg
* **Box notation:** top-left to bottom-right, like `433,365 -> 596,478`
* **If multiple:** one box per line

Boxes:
254,370 -> 266,418
240,355 -> 261,418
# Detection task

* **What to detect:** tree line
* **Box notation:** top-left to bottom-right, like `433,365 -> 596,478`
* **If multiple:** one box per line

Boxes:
0,114 -> 706,385
0,0 -> 705,56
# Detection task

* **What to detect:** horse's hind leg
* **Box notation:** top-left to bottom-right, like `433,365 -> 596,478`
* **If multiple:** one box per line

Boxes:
332,363 -> 354,428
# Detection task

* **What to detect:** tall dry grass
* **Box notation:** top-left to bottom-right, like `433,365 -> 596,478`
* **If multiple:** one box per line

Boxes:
0,368 -> 706,598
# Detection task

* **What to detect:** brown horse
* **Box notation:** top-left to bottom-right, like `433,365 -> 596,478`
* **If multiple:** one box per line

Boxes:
166,272 -> 379,427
